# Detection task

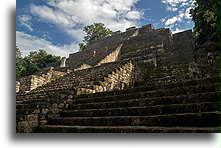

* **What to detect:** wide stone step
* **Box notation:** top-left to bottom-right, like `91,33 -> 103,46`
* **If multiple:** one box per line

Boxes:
75,83 -> 219,104
145,75 -> 219,86
48,112 -> 220,127
69,91 -> 219,110
145,75 -> 190,84
62,102 -> 219,117
198,65 -> 220,69
37,125 -> 219,133
27,61 -> 128,92
79,77 -> 219,99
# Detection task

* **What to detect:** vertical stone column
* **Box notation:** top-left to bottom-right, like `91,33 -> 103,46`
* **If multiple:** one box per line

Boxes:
60,57 -> 67,68
16,81 -> 20,93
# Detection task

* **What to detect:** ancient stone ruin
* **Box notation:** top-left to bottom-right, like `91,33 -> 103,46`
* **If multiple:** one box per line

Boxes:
16,24 -> 220,133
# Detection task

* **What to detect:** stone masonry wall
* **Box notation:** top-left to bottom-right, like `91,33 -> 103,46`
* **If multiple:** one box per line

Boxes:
16,89 -> 76,133
156,28 -> 173,49
16,81 -> 20,93
172,30 -> 195,63
96,44 -> 122,66
78,61 -> 134,94
156,30 -> 195,66
17,70 -> 66,93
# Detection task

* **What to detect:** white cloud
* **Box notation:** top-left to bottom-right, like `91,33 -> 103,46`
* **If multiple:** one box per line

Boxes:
30,5 -> 75,28
17,0 -> 143,58
162,0 -> 188,7
166,6 -> 178,11
16,31 -> 78,57
162,0 -> 195,31
181,2 -> 188,6
165,16 -> 181,25
29,0 -> 143,33
18,15 -> 33,31
185,7 -> 192,19
65,29 -> 86,43
126,11 -> 143,20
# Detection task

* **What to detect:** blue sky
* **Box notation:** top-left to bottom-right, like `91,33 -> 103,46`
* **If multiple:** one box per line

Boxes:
16,0 -> 195,57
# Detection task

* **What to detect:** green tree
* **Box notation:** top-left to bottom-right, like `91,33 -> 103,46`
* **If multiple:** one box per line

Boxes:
190,0 -> 219,46
79,23 -> 112,51
16,47 -> 24,78
16,48 -> 61,78
79,43 -> 87,51
16,46 -> 22,59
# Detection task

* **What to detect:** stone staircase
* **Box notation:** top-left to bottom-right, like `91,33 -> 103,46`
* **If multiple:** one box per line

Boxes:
16,48 -> 220,133
16,60 -> 130,99
16,25 -> 220,133
16,47 -> 220,133
36,76 -> 220,133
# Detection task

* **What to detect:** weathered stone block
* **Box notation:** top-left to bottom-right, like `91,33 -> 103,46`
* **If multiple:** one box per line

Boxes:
28,120 -> 38,127
27,114 -> 37,121
67,99 -> 73,104
51,107 -> 59,114
39,120 -> 47,125
42,108 -> 49,114
17,121 -> 32,133
47,114 -> 59,119
68,95 -> 73,99
58,103 -> 65,109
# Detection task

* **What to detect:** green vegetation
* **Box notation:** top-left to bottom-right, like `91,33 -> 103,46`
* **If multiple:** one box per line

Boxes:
79,23 -> 112,51
190,0 -> 219,46
78,43 -> 87,51
16,47 -> 61,78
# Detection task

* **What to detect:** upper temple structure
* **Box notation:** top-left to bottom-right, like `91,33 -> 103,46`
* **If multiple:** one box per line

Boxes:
16,24 -> 220,133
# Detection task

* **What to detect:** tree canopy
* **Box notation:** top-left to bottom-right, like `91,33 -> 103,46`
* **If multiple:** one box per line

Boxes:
79,23 -> 112,51
16,47 -> 61,78
190,0 -> 219,46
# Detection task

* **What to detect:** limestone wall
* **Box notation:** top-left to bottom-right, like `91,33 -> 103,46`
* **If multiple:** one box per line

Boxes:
96,44 -> 122,66
16,81 -> 20,93
17,70 -> 66,93
60,57 -> 67,67
16,89 -> 76,133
